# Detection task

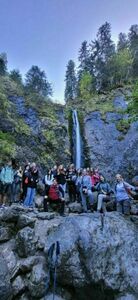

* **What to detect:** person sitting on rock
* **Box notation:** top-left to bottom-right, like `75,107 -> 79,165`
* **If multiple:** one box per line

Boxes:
95,175 -> 112,213
114,174 -> 135,215
91,167 -> 100,186
43,178 -> 65,216
80,168 -> 94,212
43,169 -> 54,196
24,163 -> 39,208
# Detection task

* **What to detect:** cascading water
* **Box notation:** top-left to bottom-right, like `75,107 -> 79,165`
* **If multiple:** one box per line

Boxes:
72,110 -> 81,169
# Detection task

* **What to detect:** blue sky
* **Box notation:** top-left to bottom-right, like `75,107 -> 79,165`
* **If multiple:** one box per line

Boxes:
0,0 -> 138,102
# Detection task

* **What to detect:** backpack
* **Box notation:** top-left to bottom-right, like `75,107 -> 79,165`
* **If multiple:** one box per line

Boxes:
49,185 -> 59,201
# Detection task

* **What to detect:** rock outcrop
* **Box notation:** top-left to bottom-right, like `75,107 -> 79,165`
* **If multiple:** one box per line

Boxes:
0,205 -> 138,300
84,93 -> 138,181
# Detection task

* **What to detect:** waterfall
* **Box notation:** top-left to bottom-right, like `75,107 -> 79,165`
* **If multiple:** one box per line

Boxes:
72,110 -> 81,169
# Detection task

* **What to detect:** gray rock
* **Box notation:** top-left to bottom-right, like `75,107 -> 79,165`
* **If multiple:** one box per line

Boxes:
68,202 -> 82,213
0,226 -> 12,242
0,207 -> 19,223
17,214 -> 36,229
28,263 -> 48,298
131,204 -> 138,215
36,212 -> 56,220
45,295 -> 66,300
0,257 -> 12,300
113,95 -> 128,110
16,227 -> 38,258
1,248 -> 17,275
85,111 -> 138,182
44,213 -> 138,296
35,196 -> 44,209
132,175 -> 138,186
116,293 -> 138,300
12,275 -> 26,296
19,256 -> 45,273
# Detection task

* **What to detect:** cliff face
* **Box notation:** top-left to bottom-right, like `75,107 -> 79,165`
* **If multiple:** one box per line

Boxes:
0,91 -> 70,169
84,91 -> 138,181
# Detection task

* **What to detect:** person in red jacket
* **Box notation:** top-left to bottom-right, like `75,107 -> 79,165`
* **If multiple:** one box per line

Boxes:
43,178 -> 65,216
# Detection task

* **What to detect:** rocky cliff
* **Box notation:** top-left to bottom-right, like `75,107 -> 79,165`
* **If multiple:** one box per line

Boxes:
83,89 -> 138,180
0,205 -> 138,300
0,76 -> 70,169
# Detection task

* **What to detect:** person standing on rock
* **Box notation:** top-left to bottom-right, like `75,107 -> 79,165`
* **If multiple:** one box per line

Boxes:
80,169 -> 94,212
95,175 -> 112,213
115,174 -> 135,215
0,159 -> 14,207
24,163 -> 39,207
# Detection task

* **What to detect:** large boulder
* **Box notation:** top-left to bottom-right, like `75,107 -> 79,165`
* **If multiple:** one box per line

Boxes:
16,227 -> 38,258
0,257 -> 12,300
28,263 -> 49,298
44,213 -> 138,299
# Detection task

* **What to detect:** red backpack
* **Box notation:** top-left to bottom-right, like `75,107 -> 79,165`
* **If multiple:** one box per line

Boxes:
48,185 -> 59,201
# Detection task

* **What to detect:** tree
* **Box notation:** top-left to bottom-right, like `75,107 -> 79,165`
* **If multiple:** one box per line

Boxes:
78,41 -> 90,78
0,53 -> 7,76
9,69 -> 23,86
79,71 -> 94,100
25,65 -> 52,97
64,60 -> 76,102
108,49 -> 133,86
128,25 -> 138,78
117,33 -> 128,51
91,22 -> 115,90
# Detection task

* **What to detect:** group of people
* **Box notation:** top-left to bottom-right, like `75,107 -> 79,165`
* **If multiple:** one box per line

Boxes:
0,160 -> 137,217
0,159 -> 39,208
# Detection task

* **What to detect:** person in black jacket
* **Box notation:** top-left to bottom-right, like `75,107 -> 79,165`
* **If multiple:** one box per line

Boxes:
24,163 -> 39,207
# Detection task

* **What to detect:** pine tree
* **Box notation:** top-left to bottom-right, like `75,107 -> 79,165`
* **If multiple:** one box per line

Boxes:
0,53 -> 7,76
117,33 -> 128,51
128,25 -> 138,78
9,69 -> 23,86
64,60 -> 76,102
78,41 -> 90,78
92,22 -> 115,90
25,65 -> 52,97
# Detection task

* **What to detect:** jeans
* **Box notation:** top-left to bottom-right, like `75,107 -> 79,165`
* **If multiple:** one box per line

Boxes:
24,187 -> 36,207
117,199 -> 130,215
80,189 -> 94,212
97,194 -> 108,212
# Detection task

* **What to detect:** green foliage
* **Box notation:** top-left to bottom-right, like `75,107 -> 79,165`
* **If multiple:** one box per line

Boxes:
0,91 -> 10,111
0,75 -> 23,96
25,65 -> 52,97
9,69 -> 23,87
117,33 -> 128,51
0,131 -> 16,162
65,60 -> 76,102
79,72 -> 94,100
127,80 -> 138,115
0,53 -> 7,76
15,119 -> 31,136
43,130 -> 58,148
132,80 -> 138,110
108,49 -> 133,86
116,119 -> 130,133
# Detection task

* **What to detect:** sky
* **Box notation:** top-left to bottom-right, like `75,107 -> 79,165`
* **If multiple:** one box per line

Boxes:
0,0 -> 138,102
